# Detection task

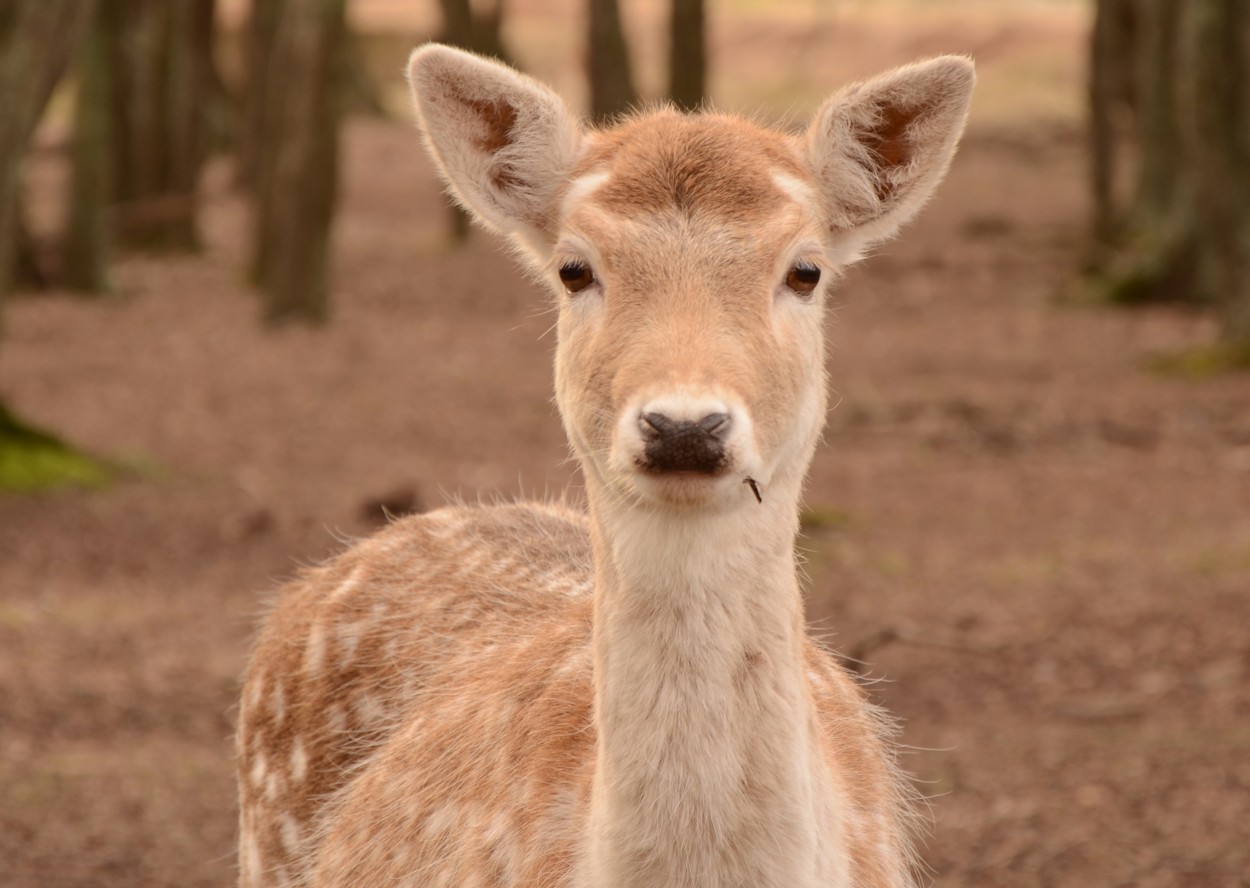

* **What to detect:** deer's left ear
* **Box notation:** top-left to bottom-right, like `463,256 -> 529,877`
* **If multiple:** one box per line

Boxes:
806,57 -> 974,261
408,44 -> 582,253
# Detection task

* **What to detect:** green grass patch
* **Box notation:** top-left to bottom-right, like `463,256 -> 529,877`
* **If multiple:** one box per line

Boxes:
800,505 -> 855,532
1145,343 -> 1250,379
0,403 -> 114,492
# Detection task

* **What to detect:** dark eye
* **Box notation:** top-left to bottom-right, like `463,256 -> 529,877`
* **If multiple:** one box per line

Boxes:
785,262 -> 821,295
558,261 -> 596,294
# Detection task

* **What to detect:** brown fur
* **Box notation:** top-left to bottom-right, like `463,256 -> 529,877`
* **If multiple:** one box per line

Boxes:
577,112 -> 806,222
238,505 -> 901,885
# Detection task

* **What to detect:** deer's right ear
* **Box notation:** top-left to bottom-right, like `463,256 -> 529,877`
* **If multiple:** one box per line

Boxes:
408,45 -> 581,250
806,56 -> 974,263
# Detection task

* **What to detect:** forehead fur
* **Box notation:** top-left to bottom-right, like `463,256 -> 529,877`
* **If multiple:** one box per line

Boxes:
575,112 -> 809,220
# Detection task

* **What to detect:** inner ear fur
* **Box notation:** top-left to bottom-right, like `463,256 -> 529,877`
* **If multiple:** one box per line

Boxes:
407,44 -> 581,250
806,56 -> 975,256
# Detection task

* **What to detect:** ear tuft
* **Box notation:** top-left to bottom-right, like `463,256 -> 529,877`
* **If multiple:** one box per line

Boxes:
807,56 -> 974,258
407,45 -> 581,251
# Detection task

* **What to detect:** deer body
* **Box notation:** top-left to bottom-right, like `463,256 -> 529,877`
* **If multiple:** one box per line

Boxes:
238,45 -> 974,888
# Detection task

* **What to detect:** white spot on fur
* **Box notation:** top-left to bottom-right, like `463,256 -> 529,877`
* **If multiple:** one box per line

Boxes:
326,705 -> 348,735
265,770 -> 283,802
279,813 -> 302,854
250,752 -> 268,788
329,566 -> 362,603
354,692 -> 386,726
560,171 -> 611,220
772,170 -> 816,206
243,835 -> 263,882
271,682 -> 286,726
424,803 -> 460,836
247,674 -> 265,710
337,621 -> 362,667
304,622 -> 327,676
289,736 -> 307,783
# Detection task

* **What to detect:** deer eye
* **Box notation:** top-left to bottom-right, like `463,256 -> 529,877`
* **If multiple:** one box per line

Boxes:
558,261 -> 596,294
784,262 -> 821,296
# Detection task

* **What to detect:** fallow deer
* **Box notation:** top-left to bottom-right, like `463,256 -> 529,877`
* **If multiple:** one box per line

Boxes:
237,44 -> 974,887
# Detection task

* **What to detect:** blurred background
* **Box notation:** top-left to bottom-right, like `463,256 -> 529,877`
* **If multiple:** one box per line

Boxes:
0,1 -> 1247,885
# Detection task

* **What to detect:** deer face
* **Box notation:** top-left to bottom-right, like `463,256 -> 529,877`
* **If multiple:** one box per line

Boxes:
408,46 -> 974,510
550,114 -> 831,509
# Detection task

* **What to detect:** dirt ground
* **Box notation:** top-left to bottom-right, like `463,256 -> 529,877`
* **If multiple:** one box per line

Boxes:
2,4 -> 1248,887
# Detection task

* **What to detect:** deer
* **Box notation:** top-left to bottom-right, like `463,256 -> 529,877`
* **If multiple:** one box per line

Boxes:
236,44 -> 974,888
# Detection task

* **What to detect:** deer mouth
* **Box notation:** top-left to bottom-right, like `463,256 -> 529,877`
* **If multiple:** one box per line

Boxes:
629,468 -> 740,507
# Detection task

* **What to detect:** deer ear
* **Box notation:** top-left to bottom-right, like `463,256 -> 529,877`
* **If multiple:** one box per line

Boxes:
806,56 -> 974,262
407,44 -> 581,251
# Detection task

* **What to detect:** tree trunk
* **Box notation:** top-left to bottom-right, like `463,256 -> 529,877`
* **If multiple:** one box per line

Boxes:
1131,0 -> 1184,222
250,0 -> 347,325
1187,0 -> 1250,349
1113,0 -> 1194,305
0,1 -> 94,316
238,0 -> 284,191
13,198 -> 48,290
668,0 -> 705,113
1088,0 -> 1133,248
588,0 -> 637,124
106,0 -> 214,251
64,4 -> 115,292
1085,0 -> 1195,306
1086,0 -> 1250,357
474,0 -> 511,63
342,32 -> 389,118
0,1 -> 93,462
162,0 -> 215,250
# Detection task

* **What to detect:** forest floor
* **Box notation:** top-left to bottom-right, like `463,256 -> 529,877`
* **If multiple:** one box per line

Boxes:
2,3 -> 1248,886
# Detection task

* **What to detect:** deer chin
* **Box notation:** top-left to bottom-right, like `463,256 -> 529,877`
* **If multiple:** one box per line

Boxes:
626,465 -> 747,510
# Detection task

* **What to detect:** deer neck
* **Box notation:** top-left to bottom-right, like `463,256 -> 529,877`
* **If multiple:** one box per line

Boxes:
582,471 -> 840,888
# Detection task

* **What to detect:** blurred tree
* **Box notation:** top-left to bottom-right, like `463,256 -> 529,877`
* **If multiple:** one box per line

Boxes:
1187,0 -> 1250,350
1087,0 -> 1250,356
237,0 -> 283,193
107,1 -> 216,252
439,0 -> 511,64
0,0 -> 107,489
11,200 -> 48,290
247,0 -> 347,325
62,1 -> 220,292
668,0 -> 705,112
342,31 -> 390,118
589,0 -> 637,124
1088,0 -> 1134,245
63,4 -> 116,292
0,1 -> 94,313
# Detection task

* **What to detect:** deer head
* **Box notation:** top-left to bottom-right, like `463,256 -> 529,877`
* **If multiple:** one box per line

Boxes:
408,46 -> 974,512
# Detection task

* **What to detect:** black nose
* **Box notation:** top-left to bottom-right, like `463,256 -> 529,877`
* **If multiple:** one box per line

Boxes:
638,411 -> 732,474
